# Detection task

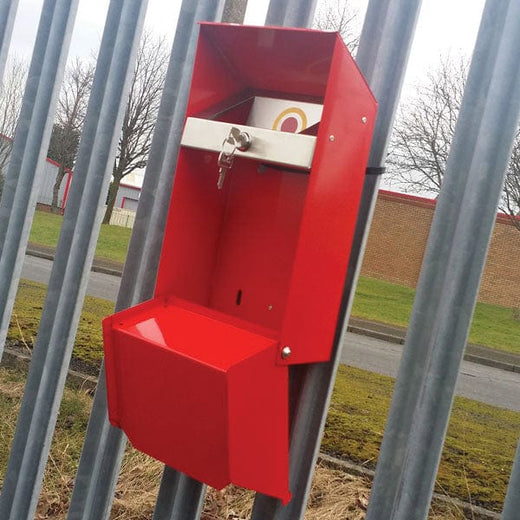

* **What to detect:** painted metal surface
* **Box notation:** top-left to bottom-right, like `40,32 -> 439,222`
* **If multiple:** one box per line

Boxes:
279,36 -> 376,365
155,24 -> 376,366
104,297 -> 289,502
103,22 -> 375,503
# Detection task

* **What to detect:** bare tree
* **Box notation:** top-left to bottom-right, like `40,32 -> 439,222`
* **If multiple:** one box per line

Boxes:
102,33 -> 168,224
314,0 -> 359,52
388,54 -> 520,230
0,57 -> 28,191
387,56 -> 468,195
502,132 -> 520,230
47,58 -> 94,213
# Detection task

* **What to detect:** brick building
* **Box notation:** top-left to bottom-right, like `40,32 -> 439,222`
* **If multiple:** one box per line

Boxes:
361,190 -> 520,308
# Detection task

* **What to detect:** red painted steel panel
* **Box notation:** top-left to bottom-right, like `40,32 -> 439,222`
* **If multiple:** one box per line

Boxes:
104,297 -> 289,500
209,159 -> 308,330
104,24 -> 376,503
279,38 -> 377,364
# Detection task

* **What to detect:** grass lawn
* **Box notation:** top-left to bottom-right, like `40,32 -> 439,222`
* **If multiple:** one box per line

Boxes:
29,210 -> 131,264
0,367 -> 466,519
0,355 -> 514,515
6,281 -> 519,513
352,276 -> 520,354
10,280 -> 114,369
324,365 -> 519,511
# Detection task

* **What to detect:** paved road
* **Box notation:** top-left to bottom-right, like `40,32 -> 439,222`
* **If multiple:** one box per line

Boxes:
22,254 -> 120,302
22,254 -> 520,412
341,331 -> 520,412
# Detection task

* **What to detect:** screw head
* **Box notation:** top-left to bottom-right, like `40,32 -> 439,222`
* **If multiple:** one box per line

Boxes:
281,346 -> 292,359
361,116 -> 367,124
329,135 -> 335,142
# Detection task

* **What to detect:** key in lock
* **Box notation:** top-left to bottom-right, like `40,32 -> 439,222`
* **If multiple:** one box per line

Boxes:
217,127 -> 251,189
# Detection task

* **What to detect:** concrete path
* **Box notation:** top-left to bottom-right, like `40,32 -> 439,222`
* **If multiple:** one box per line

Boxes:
22,254 -> 121,302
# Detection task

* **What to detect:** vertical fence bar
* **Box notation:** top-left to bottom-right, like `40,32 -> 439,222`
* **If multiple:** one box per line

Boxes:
0,0 -> 19,80
250,0 -> 422,519
0,0 -> 79,354
502,440 -> 520,519
342,0 -> 426,381
152,469 -> 207,520
222,0 -> 248,24
66,2 -> 225,519
151,3 -> 255,519
265,0 -> 317,28
0,2 -> 148,519
365,1 -> 520,519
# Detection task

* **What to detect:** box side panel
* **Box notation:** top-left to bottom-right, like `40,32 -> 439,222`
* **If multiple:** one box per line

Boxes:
103,315 -> 121,426
186,26 -> 248,117
155,24 -> 249,300
280,39 -> 377,364
227,346 -> 290,503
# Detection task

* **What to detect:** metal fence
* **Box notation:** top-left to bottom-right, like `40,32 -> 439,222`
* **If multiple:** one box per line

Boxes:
0,0 -> 518,519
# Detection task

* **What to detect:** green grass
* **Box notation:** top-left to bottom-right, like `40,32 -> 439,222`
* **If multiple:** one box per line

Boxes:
29,211 -> 63,249
324,365 -> 520,511
352,276 -> 415,327
29,210 -> 131,264
0,365 -> 466,518
7,280 -> 519,512
10,279 -> 113,368
352,276 -> 520,354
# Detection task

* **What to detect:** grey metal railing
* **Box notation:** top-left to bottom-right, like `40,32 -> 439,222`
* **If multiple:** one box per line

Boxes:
0,0 -> 79,354
503,441 -> 520,519
265,0 -> 317,28
0,0 -> 519,519
0,0 -> 18,80
366,0 -> 520,518
0,1 -> 147,519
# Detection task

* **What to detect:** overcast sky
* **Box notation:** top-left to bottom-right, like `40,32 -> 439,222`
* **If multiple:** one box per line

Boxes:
6,0 -> 487,190
9,0 -> 486,90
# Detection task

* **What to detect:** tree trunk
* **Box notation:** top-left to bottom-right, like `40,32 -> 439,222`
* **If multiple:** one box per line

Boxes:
51,165 -> 67,214
103,174 -> 122,224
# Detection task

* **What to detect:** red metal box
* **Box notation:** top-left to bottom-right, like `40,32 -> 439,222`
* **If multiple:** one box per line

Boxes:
104,23 -> 376,503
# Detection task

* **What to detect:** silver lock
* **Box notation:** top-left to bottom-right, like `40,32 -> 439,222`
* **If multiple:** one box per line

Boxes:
217,127 -> 252,189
